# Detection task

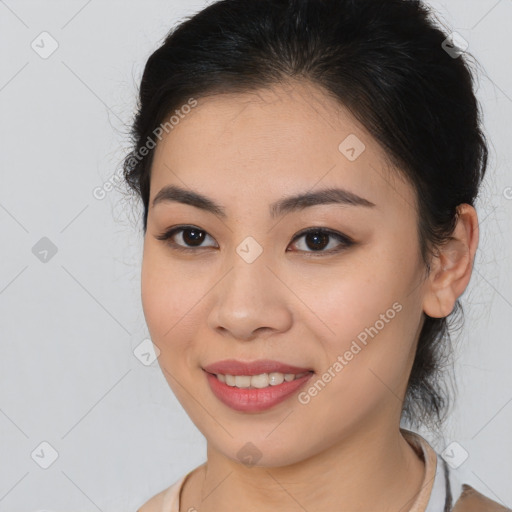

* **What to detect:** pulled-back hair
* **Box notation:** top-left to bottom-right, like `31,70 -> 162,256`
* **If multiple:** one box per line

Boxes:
122,0 -> 488,432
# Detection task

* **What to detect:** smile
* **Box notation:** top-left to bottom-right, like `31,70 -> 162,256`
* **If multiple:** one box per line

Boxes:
204,369 -> 314,412
215,371 -> 312,389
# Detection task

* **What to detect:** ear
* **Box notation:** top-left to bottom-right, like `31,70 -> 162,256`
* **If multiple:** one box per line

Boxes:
422,204 -> 479,318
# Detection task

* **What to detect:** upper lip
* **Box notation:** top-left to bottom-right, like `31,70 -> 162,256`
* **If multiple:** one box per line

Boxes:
203,359 -> 314,376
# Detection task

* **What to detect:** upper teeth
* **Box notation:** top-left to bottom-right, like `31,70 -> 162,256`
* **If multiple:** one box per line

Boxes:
216,371 -> 310,389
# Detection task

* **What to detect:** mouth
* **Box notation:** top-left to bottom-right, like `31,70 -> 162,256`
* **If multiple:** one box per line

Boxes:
206,370 -> 313,389
202,359 -> 315,412
202,358 -> 314,377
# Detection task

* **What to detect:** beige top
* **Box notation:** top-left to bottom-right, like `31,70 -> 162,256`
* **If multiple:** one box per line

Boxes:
403,428 -> 440,512
144,428 -> 464,511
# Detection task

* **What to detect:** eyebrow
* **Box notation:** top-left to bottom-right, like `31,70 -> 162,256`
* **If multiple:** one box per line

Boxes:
151,184 -> 375,219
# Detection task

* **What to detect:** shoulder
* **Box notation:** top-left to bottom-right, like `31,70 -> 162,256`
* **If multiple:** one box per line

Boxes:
453,483 -> 511,511
136,476 -> 186,512
136,464 -> 205,512
136,487 -> 168,512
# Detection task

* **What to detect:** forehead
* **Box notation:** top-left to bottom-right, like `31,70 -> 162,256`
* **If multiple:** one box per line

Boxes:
149,80 -> 414,213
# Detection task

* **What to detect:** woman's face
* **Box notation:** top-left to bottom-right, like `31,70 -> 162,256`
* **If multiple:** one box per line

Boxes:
141,81 -> 429,467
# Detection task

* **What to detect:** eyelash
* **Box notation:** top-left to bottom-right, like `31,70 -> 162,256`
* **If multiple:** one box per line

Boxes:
155,225 -> 354,257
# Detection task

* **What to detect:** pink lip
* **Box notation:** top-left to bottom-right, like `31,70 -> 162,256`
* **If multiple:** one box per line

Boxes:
202,359 -> 313,376
204,371 -> 314,413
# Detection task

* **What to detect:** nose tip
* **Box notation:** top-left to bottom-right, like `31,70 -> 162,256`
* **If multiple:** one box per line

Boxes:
216,324 -> 275,342
207,263 -> 293,342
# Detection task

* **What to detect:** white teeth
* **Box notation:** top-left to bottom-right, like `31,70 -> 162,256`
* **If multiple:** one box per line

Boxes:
268,372 -> 284,386
216,371 -> 310,389
234,375 -> 251,388
251,373 -> 270,388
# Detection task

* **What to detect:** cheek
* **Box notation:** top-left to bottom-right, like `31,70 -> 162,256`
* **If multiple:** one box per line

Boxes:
141,258 -> 196,402
140,246 -> 210,368
141,248 -> 187,344
141,251 -> 169,337
303,254 -> 420,400
316,282 -> 411,382
300,257 -> 405,343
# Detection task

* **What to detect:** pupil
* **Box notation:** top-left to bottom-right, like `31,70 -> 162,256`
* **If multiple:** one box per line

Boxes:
306,232 -> 328,251
184,228 -> 204,246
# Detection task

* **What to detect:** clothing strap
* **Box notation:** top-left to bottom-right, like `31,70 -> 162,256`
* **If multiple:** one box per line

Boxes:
441,457 -> 452,512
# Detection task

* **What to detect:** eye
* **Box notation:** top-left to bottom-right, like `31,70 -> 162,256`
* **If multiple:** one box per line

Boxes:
288,227 -> 354,256
155,225 -> 354,255
155,225 -> 217,253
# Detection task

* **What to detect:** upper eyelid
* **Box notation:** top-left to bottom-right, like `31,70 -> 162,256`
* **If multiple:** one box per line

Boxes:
157,225 -> 353,249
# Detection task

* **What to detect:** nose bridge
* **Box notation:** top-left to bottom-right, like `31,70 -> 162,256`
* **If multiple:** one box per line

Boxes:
208,233 -> 292,339
223,234 -> 274,303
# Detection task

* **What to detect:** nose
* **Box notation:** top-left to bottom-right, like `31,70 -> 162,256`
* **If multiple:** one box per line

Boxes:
207,253 -> 293,342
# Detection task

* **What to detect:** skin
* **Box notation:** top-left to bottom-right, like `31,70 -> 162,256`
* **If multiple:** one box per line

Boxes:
139,80 -> 479,512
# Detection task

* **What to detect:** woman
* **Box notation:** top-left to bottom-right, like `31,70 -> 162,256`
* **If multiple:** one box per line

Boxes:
123,0 -> 509,510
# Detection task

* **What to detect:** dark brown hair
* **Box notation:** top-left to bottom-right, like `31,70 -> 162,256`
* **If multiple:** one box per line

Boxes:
122,0 -> 488,432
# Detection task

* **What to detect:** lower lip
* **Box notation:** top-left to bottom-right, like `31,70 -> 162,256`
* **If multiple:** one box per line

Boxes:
204,371 -> 314,412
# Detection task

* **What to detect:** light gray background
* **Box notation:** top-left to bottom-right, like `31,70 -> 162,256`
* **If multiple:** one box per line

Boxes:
0,1 -> 511,510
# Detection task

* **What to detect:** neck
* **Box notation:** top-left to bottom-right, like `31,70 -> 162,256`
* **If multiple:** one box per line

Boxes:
181,424 -> 426,512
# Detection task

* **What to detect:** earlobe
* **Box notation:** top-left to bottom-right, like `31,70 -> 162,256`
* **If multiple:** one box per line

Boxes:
422,204 -> 479,318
